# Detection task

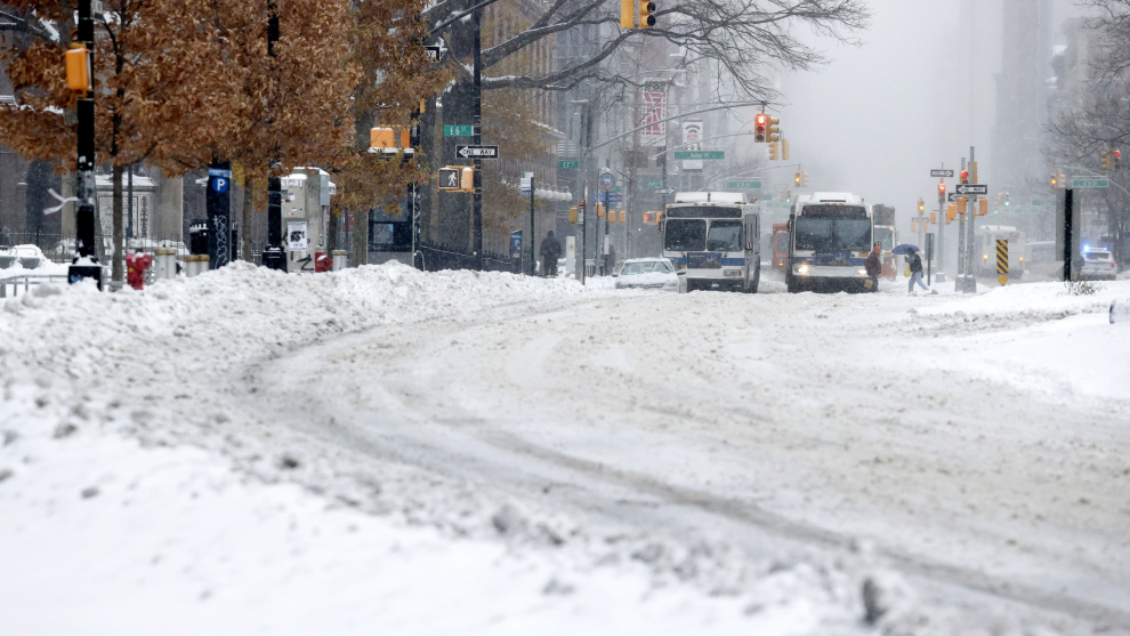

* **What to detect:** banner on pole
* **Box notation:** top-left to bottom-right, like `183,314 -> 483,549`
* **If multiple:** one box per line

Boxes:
641,85 -> 667,144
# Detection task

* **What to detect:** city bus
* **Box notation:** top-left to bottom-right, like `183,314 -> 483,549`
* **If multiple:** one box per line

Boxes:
661,192 -> 761,293
785,192 -> 873,293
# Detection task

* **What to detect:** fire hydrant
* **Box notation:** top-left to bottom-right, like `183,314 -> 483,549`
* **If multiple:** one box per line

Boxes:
127,251 -> 153,290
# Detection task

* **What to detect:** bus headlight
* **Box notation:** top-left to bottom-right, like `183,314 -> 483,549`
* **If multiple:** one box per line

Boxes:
795,264 -> 810,276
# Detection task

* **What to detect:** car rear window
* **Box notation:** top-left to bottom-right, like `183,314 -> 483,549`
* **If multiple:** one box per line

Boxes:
1085,251 -> 1111,260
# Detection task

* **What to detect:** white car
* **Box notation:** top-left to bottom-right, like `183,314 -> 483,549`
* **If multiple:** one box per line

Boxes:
614,257 -> 679,291
1080,249 -> 1117,280
0,244 -> 47,270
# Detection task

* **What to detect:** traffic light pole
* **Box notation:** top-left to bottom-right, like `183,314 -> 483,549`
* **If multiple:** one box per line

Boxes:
67,0 -> 102,288
471,5 -> 484,271
962,147 -> 978,293
936,163 -> 946,282
262,1 -> 286,271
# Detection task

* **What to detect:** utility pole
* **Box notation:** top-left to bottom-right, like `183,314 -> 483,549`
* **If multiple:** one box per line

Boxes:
471,5 -> 484,270
529,173 -> 536,275
262,0 -> 286,271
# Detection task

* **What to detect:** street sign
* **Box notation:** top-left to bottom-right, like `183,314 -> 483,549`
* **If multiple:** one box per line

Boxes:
948,193 -> 958,203
1031,199 -> 1055,207
726,180 -> 762,190
645,179 -> 663,188
444,125 -> 474,137
424,46 -> 442,61
558,160 -> 579,170
456,145 -> 499,159
1072,178 -> 1109,188
930,169 -> 955,178
654,187 -> 676,195
673,150 -> 725,161
599,172 -> 615,190
955,184 -> 988,195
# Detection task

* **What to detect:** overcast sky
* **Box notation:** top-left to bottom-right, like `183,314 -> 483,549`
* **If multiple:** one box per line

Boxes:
771,0 -> 1085,230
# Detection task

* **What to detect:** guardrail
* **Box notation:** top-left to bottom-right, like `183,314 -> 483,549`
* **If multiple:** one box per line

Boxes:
0,274 -> 72,299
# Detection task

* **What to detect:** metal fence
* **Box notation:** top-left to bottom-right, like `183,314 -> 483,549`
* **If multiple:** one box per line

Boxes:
417,241 -> 518,273
0,273 -> 71,298
0,232 -> 189,265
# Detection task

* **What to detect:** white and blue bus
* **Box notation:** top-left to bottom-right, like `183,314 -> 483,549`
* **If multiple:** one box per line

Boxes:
661,192 -> 761,293
785,193 -> 873,293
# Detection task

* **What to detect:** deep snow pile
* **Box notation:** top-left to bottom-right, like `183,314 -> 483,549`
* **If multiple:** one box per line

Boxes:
0,265 -> 1123,635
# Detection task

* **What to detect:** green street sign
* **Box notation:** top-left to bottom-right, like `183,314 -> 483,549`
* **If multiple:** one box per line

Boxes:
558,160 -> 579,170
645,179 -> 663,188
1031,199 -> 1055,207
444,125 -> 474,137
1072,178 -> 1109,188
726,180 -> 762,190
674,150 -> 725,161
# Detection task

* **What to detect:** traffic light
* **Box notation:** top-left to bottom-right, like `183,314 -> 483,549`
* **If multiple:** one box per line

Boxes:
1102,150 -> 1112,171
1051,170 -> 1066,189
917,198 -> 925,214
794,171 -> 802,187
619,210 -> 626,223
767,118 -> 780,143
960,169 -> 970,185
596,202 -> 604,218
1115,149 -> 1123,169
977,197 -> 988,217
768,141 -> 778,161
800,172 -> 809,187
639,0 -> 656,27
780,189 -> 791,203
782,139 -> 790,161
956,195 -> 968,218
930,211 -> 937,224
946,203 -> 956,224
755,113 -> 768,143
569,206 -> 578,224
620,0 -> 634,28
1002,192 -> 1010,208
937,182 -> 947,199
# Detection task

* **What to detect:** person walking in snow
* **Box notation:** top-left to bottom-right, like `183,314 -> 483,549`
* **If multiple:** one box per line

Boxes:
865,242 -> 882,292
906,247 -> 929,293
540,231 -> 562,277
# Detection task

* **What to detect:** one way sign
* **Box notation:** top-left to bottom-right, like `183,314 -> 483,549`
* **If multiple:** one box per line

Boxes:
456,145 -> 499,159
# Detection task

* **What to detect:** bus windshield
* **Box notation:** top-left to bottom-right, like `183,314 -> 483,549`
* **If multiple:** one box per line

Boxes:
706,220 -> 742,252
873,227 -> 894,250
794,218 -> 872,253
665,219 -> 706,252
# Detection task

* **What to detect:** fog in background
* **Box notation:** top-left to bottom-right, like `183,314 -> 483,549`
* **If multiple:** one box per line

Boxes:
772,0 -> 1087,237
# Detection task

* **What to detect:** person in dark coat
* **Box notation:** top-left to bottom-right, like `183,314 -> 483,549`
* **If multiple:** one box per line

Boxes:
907,247 -> 930,293
864,242 -> 882,292
540,231 -> 562,277
605,244 -> 617,276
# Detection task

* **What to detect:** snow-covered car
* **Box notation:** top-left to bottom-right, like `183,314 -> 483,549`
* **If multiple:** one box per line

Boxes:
1080,249 -> 1117,280
0,244 -> 47,270
613,257 -> 679,291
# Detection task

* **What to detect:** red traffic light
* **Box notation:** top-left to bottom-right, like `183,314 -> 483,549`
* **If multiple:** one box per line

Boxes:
959,170 -> 970,184
754,113 -> 768,142
1115,150 -> 1122,159
937,183 -> 946,193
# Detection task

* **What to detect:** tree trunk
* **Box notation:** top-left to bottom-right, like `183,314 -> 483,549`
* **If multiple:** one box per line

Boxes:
242,176 -> 255,262
112,163 -> 124,285
350,209 -> 369,267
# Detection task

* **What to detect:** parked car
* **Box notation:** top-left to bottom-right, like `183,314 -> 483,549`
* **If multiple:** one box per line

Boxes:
1080,249 -> 1117,280
0,244 -> 47,270
613,257 -> 679,291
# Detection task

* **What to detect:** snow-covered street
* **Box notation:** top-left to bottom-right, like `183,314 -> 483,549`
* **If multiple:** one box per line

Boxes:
2,264 -> 1128,635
